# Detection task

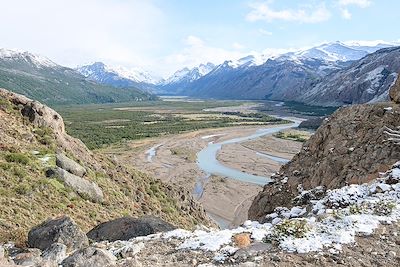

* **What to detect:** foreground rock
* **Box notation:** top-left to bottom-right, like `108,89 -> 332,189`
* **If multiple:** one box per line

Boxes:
249,102 -> 400,220
28,216 -> 89,252
87,216 -> 176,242
46,167 -> 104,203
389,74 -> 400,103
41,243 -> 67,264
56,153 -> 87,177
61,247 -> 116,267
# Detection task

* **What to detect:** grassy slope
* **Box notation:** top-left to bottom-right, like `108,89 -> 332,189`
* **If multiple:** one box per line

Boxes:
0,97 -> 211,245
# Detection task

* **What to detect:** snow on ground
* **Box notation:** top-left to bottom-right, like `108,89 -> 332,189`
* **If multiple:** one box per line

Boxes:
102,163 -> 400,263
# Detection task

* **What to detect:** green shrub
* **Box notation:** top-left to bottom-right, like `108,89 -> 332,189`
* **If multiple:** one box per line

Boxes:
273,219 -> 310,239
15,184 -> 31,195
12,167 -> 27,178
4,153 -> 30,165
374,201 -> 396,215
0,162 -> 12,170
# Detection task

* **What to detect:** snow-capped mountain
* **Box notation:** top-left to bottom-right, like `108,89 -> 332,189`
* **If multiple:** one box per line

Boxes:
284,41 -> 395,62
0,48 -> 57,68
162,62 -> 215,85
0,49 -> 154,105
168,42 -> 400,106
77,62 -> 160,86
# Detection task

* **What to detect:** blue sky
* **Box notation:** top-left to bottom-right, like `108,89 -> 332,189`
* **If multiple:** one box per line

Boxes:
0,0 -> 399,77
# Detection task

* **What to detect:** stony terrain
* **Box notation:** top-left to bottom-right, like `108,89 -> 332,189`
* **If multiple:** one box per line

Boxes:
1,162 -> 399,266
0,88 -> 213,245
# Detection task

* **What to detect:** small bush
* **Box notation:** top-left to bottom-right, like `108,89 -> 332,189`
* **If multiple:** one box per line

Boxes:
12,167 -> 27,178
15,184 -> 31,195
374,201 -> 396,215
273,219 -> 310,239
4,153 -> 30,165
0,162 -> 12,170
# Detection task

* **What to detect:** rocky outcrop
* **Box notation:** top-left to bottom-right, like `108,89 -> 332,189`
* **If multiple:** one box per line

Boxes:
28,216 -> 89,252
389,75 -> 400,103
0,88 -> 100,170
249,102 -> 400,221
87,216 -> 176,242
56,153 -> 86,177
47,167 -> 104,203
61,247 -> 116,267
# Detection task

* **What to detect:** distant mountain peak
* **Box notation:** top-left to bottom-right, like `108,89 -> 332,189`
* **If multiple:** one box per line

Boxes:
77,62 -> 160,84
0,48 -> 57,68
162,62 -> 216,85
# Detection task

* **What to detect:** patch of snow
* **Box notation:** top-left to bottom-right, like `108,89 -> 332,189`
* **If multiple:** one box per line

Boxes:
99,164 -> 400,261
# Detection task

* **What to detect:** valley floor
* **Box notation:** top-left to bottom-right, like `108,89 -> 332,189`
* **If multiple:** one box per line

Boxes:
102,124 -> 304,228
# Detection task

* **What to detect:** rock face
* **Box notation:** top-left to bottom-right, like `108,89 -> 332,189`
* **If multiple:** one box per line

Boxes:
56,153 -> 86,177
47,167 -> 103,203
87,216 -> 176,242
300,47 -> 400,106
28,216 -> 89,252
249,102 -> 400,221
389,75 -> 400,103
61,247 -> 116,267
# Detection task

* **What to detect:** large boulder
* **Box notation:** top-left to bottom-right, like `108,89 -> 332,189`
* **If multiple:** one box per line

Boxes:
61,247 -> 116,267
56,153 -> 86,177
28,216 -> 89,252
87,216 -> 176,242
389,75 -> 400,103
47,167 -> 103,203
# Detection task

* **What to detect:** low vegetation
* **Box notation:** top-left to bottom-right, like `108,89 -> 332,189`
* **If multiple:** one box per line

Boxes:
272,219 -> 310,239
274,130 -> 311,143
57,100 -> 289,149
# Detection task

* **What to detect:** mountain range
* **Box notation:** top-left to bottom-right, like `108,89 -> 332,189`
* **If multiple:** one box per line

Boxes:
0,49 -> 156,106
160,41 -> 400,106
1,41 -> 399,107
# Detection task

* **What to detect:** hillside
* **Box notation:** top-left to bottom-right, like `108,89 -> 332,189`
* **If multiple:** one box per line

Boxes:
300,46 -> 400,106
0,88 -> 212,244
0,49 -> 156,106
186,57 -> 347,100
249,80 -> 400,221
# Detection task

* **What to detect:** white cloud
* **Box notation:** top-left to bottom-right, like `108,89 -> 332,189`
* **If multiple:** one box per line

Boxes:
246,2 -> 331,23
233,42 -> 245,49
338,0 -> 372,19
163,35 -> 247,76
338,0 -> 371,8
0,0 -> 165,70
258,29 -> 273,36
341,8 -> 352,19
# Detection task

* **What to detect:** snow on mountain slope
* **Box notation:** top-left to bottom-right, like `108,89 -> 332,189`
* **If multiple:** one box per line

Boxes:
287,41 -> 396,62
0,48 -> 57,68
77,62 -> 160,84
162,62 -> 215,84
